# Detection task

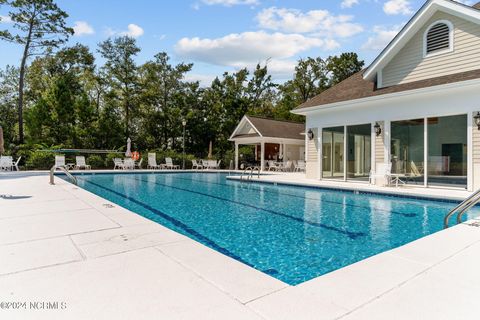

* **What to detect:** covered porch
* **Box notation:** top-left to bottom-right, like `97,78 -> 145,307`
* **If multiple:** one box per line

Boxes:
229,116 -> 305,171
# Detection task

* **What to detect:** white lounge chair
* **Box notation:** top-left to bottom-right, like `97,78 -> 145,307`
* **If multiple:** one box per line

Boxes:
164,157 -> 180,169
123,158 -> 135,170
55,155 -> 66,169
135,158 -> 143,169
13,156 -> 21,171
147,153 -> 162,169
192,160 -> 203,169
75,156 -> 91,170
294,160 -> 305,172
369,163 -> 392,186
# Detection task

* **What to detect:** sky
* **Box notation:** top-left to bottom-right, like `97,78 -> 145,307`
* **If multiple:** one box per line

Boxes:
0,0 -> 477,85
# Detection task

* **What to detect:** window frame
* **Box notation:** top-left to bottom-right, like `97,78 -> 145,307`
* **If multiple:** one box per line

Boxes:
423,20 -> 454,58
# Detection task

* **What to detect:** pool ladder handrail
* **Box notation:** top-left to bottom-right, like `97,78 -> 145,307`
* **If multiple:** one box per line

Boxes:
49,165 -> 78,185
240,166 -> 260,180
443,187 -> 480,228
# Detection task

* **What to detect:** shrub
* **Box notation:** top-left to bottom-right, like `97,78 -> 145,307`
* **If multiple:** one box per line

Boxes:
88,155 -> 105,169
26,151 -> 55,170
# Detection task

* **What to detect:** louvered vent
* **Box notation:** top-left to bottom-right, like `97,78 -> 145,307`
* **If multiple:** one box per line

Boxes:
426,23 -> 450,54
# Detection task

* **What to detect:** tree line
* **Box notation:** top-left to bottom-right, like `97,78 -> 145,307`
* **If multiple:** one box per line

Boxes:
0,0 -> 364,168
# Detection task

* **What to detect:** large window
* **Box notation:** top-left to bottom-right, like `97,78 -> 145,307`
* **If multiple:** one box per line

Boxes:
427,115 -> 467,188
391,119 -> 425,185
347,124 -> 371,181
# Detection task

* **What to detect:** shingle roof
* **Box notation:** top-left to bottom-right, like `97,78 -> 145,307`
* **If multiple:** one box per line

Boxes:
295,68 -> 480,111
473,2 -> 480,10
232,116 -> 304,140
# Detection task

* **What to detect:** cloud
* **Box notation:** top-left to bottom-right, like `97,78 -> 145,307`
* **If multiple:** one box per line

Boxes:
183,73 -> 217,86
200,0 -> 259,6
383,0 -> 413,15
256,7 -> 363,37
341,0 -> 359,9
175,31 -> 337,67
120,24 -> 144,37
73,21 -> 95,36
361,25 -> 402,50
0,15 -> 12,23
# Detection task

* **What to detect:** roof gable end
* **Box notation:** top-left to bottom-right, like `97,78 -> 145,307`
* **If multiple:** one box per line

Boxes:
364,0 -> 480,81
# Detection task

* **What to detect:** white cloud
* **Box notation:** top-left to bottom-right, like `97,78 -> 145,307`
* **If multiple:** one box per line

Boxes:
0,15 -> 12,23
73,21 -> 95,36
201,0 -> 259,6
256,7 -> 363,37
341,0 -> 359,9
120,24 -> 144,38
175,31 -> 337,68
361,25 -> 402,50
183,73 -> 217,86
383,0 -> 413,15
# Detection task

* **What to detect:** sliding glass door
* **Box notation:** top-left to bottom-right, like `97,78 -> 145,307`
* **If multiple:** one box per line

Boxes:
390,119 -> 425,185
322,127 -> 344,179
347,124 -> 371,181
427,115 -> 467,188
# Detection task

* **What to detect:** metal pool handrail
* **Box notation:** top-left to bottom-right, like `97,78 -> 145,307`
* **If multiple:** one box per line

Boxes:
240,166 -> 260,180
443,188 -> 480,228
49,165 -> 77,185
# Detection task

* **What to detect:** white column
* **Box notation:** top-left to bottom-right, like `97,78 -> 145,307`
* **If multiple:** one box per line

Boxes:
235,142 -> 239,170
424,117 -> 428,188
343,126 -> 347,181
283,143 -> 286,161
260,141 -> 265,172
467,111 -> 473,191
318,128 -> 322,180
384,120 -> 391,164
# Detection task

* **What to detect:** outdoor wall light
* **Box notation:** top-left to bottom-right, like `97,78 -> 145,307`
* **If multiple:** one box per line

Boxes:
474,112 -> 480,130
374,122 -> 382,137
307,129 -> 314,140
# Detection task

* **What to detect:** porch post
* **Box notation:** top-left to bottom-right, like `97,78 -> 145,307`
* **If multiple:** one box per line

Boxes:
235,142 -> 239,170
261,141 -> 265,171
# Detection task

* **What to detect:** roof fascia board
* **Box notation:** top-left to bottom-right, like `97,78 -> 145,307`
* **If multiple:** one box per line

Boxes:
292,77 -> 480,115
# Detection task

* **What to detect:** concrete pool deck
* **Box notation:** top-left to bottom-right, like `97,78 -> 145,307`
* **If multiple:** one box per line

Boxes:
1,171 -> 480,319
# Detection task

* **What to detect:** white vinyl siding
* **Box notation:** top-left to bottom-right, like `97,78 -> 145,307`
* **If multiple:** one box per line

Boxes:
382,11 -> 480,87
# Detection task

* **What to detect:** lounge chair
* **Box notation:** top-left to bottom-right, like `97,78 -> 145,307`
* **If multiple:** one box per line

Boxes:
164,157 -> 180,170
282,160 -> 293,172
55,155 -> 66,169
294,160 -> 305,172
406,161 -> 423,184
113,158 -> 124,170
13,156 -> 21,171
74,156 -> 91,170
147,153 -> 162,169
192,160 -> 203,169
135,158 -> 143,169
369,162 -> 392,186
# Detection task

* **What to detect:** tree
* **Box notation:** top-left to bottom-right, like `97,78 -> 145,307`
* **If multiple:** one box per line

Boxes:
0,0 -> 73,144
98,36 -> 140,139
326,52 -> 364,86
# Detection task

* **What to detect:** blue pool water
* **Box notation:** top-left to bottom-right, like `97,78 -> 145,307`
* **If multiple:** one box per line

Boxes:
73,172 -> 479,285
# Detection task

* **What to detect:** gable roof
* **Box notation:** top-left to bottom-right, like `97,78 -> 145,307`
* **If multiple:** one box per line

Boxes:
230,115 -> 305,140
364,0 -> 480,81
294,68 -> 480,111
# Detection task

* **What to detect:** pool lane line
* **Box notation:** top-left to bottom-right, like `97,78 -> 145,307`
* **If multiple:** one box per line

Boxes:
80,178 -> 259,269
161,175 -> 418,218
127,176 -> 366,239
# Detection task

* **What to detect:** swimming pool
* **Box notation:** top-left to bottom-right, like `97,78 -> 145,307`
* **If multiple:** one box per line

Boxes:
73,172 -> 479,285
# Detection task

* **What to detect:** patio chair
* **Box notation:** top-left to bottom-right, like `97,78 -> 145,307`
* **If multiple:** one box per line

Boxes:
192,160 -> 203,170
147,153 -> 162,169
0,156 -> 13,171
123,158 -> 135,170
406,161 -> 423,184
55,155 -> 66,169
294,160 -> 305,172
74,156 -> 91,170
369,162 -> 392,186
164,157 -> 180,170
267,160 -> 277,171
283,160 -> 293,172
113,158 -> 124,170
213,160 -> 221,169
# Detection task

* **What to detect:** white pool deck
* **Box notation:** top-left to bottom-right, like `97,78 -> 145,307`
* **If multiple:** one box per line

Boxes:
1,170 -> 480,319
